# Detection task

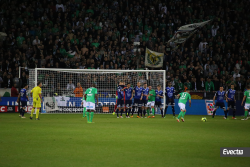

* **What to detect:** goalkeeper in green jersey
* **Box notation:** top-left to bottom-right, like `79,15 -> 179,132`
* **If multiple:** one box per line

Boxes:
81,94 -> 87,118
241,85 -> 250,120
146,85 -> 156,118
176,90 -> 191,122
84,83 -> 98,123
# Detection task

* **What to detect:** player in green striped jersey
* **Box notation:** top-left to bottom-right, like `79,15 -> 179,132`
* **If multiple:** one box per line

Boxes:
146,85 -> 156,118
241,85 -> 250,120
176,90 -> 191,122
84,83 -> 98,123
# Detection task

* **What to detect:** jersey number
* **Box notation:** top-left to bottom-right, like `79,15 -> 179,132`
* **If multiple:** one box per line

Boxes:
181,94 -> 186,98
88,89 -> 92,93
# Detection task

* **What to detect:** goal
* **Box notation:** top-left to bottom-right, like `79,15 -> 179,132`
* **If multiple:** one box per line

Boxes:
28,68 -> 166,114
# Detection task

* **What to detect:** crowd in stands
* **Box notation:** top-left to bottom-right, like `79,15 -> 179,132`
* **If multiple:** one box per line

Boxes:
0,0 -> 250,95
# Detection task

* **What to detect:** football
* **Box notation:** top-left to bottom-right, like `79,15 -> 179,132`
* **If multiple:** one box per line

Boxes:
201,117 -> 207,122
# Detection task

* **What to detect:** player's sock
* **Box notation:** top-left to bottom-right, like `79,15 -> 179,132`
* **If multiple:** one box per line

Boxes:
36,109 -> 40,119
120,109 -> 123,116
152,108 -> 155,115
137,107 -> 139,116
139,108 -> 142,116
245,110 -> 248,119
182,111 -> 186,118
22,108 -> 25,117
212,110 -> 216,117
83,107 -> 86,117
90,112 -> 94,122
117,109 -> 119,117
177,111 -> 183,119
132,106 -> 135,115
86,112 -> 90,122
31,108 -> 35,117
224,110 -> 228,118
147,109 -> 150,116
172,107 -> 175,116
233,109 -> 236,117
143,109 -> 146,116
165,106 -> 168,114
160,109 -> 163,117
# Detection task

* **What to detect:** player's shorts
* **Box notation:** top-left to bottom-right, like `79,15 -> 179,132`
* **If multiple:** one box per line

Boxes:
227,101 -> 235,109
33,99 -> 41,108
178,103 -> 186,110
146,101 -> 155,108
215,102 -> 225,109
82,100 -> 86,108
86,102 -> 95,110
141,99 -> 148,107
155,101 -> 163,108
244,103 -> 250,110
166,98 -> 175,106
117,99 -> 124,108
125,100 -> 132,108
21,101 -> 27,108
134,98 -> 142,107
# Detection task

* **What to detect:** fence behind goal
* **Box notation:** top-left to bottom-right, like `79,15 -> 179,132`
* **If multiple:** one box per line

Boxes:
28,68 -> 166,114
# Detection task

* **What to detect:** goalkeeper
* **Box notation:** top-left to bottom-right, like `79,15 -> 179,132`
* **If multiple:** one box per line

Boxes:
146,85 -> 156,118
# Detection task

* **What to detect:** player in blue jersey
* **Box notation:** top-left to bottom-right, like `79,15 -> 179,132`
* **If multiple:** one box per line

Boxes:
155,85 -> 164,117
133,82 -> 143,118
124,83 -> 133,118
165,82 -> 176,118
117,81 -> 125,118
212,86 -> 227,119
226,84 -> 237,119
17,84 -> 29,118
142,83 -> 149,118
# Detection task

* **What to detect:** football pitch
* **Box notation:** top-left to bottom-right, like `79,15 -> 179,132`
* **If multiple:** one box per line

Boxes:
0,114 -> 249,167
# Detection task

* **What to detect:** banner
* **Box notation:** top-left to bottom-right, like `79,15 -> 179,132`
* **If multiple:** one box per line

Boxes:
205,100 -> 215,115
145,48 -> 164,68
44,97 -> 59,112
169,30 -> 197,44
168,20 -> 211,44
178,20 -> 211,31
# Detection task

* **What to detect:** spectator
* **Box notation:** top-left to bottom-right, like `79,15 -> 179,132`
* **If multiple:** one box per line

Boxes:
205,78 -> 214,92
74,83 -> 83,97
11,83 -> 18,97
4,75 -> 13,88
32,36 -> 40,46
67,80 -> 75,91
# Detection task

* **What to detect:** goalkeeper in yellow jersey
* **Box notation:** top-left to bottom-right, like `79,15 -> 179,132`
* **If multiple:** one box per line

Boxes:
30,82 -> 43,120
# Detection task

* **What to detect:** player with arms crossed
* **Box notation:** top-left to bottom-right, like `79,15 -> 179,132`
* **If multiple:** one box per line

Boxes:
241,85 -> 250,120
133,82 -> 143,118
117,81 -> 125,118
155,85 -> 164,118
146,85 -> 156,118
176,90 -> 191,122
212,86 -> 227,119
226,85 -> 237,119
84,83 -> 98,123
17,84 -> 29,118
124,83 -> 133,118
165,82 -> 176,118
30,82 -> 42,120
142,83 -> 149,118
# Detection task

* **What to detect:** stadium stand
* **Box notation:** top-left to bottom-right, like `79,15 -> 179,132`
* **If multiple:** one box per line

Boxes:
0,0 -> 249,97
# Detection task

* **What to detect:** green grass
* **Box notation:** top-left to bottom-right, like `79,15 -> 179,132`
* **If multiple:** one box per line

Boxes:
0,114 -> 249,167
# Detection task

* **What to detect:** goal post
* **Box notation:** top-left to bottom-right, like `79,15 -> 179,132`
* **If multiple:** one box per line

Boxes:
29,68 -> 166,114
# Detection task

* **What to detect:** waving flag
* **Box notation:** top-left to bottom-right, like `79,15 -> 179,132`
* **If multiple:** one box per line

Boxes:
168,20 -> 211,44
145,48 -> 164,68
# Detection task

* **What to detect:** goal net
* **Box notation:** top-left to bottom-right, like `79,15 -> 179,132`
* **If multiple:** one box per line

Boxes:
28,68 -> 166,114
